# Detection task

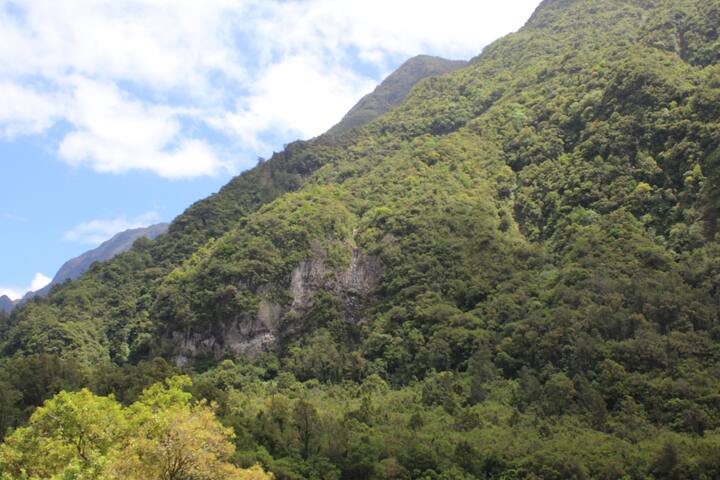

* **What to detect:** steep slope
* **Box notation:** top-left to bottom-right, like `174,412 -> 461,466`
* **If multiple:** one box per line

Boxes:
151,0 -> 720,369
5,0 -> 720,368
328,55 -> 467,135
0,53 -> 468,363
23,223 -> 169,302
147,56 -> 465,267
2,0 -> 720,476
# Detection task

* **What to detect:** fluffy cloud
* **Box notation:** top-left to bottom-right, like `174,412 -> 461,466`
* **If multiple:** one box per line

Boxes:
0,287 -> 22,300
0,0 -> 541,178
247,0 -> 540,63
0,82 -> 63,138
57,78 -> 228,178
0,0 -> 245,90
62,211 -> 161,245
0,272 -> 51,300
29,272 -> 51,291
210,57 -> 377,151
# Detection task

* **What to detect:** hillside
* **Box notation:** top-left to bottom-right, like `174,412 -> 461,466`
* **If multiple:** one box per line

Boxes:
1,0 -> 720,478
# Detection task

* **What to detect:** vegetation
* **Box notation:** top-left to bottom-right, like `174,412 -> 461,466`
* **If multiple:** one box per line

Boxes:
2,0 -> 720,478
0,376 -> 273,479
327,55 -> 467,135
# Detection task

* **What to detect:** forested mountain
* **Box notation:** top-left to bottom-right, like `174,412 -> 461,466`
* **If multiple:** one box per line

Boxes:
2,0 -> 720,478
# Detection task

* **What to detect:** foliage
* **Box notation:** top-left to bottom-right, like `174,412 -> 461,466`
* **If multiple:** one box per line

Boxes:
0,377 -> 273,480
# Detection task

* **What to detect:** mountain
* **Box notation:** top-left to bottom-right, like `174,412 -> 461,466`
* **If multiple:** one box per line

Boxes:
0,295 -> 15,313
23,223 -> 169,301
327,54 -> 467,135
2,0 -> 720,477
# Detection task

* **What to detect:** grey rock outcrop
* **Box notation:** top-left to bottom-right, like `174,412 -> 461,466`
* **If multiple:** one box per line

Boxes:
170,244 -> 381,365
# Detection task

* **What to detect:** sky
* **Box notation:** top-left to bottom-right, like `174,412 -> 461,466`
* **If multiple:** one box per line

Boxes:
0,0 -> 542,300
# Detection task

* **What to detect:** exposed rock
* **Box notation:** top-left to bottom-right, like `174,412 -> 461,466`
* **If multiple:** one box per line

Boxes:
337,248 -> 383,323
290,253 -> 328,311
257,299 -> 283,331
339,248 -> 383,296
171,303 -> 279,366
289,246 -> 382,322
169,245 -> 381,365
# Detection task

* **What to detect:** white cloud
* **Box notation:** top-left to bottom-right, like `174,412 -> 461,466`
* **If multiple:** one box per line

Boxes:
29,272 -> 51,292
57,78 -> 228,178
0,0 -> 246,90
0,287 -> 22,300
0,0 -> 542,177
62,211 -> 161,245
0,82 -> 63,138
211,57 -> 376,150
0,272 -> 51,300
248,0 -> 541,63
210,0 -> 541,151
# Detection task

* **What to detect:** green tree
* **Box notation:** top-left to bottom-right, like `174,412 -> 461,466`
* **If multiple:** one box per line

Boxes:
0,388 -> 124,479
293,398 -> 320,460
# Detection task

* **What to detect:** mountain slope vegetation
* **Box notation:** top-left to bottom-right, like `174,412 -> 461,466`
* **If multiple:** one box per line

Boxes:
328,54 -> 468,135
2,0 -> 720,478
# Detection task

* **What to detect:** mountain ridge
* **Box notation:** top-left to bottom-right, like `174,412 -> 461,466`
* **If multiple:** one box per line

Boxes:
2,0 -> 720,477
328,55 -> 467,135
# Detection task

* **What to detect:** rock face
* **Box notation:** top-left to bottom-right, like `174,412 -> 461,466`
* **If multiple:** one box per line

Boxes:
290,247 -> 382,322
328,55 -> 468,135
170,245 -> 381,365
23,223 -> 169,302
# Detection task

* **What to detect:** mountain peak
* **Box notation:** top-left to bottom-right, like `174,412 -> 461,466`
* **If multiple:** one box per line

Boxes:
328,55 -> 467,135
0,295 -> 15,313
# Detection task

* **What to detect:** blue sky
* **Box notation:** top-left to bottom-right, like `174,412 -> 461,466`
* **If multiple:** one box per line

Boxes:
0,0 -> 541,299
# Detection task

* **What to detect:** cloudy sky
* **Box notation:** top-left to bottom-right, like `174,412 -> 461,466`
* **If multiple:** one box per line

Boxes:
0,0 -> 541,299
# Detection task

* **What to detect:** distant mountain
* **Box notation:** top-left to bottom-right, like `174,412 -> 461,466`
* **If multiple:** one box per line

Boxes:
327,54 -> 467,135
0,295 -> 15,313
23,223 -> 169,301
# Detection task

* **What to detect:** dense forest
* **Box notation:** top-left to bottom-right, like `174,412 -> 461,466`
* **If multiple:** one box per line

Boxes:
2,0 -> 720,478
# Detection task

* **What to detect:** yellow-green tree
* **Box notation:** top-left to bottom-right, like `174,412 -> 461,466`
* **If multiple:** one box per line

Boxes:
0,388 -> 124,479
107,377 -> 241,480
0,377 -> 273,480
